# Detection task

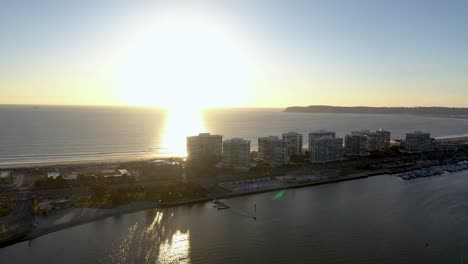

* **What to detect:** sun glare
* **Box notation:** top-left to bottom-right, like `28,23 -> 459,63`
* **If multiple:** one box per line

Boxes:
157,230 -> 191,264
116,15 -> 251,157
117,15 -> 250,111
161,107 -> 205,157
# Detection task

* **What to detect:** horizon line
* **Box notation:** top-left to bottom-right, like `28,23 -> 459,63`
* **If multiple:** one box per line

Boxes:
2,103 -> 468,109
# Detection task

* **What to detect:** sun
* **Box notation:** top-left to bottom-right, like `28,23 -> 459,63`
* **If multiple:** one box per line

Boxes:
117,15 -> 251,111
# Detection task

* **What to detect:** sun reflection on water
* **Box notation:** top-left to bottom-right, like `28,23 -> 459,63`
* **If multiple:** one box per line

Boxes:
156,230 -> 191,264
161,108 -> 205,157
147,211 -> 164,232
102,210 -> 191,263
145,211 -> 191,264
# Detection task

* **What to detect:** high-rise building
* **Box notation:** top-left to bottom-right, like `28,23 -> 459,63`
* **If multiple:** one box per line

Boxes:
187,133 -> 222,162
344,131 -> 369,156
282,132 -> 303,157
258,136 -> 289,166
309,130 -> 336,139
309,131 -> 343,162
344,129 -> 391,155
222,138 -> 251,169
405,131 -> 432,153
368,129 -> 391,151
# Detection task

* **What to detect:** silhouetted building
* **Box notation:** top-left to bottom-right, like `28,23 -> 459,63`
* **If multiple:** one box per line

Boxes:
282,132 -> 303,157
368,129 -> 391,151
405,131 -> 432,153
222,138 -> 251,169
345,129 -> 391,155
258,136 -> 289,166
309,130 -> 336,139
345,131 -> 369,156
187,133 -> 222,162
309,130 -> 343,162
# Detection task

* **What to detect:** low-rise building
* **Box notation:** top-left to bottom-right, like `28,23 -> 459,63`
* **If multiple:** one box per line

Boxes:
47,171 -> 61,179
63,172 -> 78,181
434,141 -> 462,152
103,169 -> 132,178
0,171 -> 13,184
282,132 -> 303,157
405,131 -> 432,153
258,136 -> 289,166
47,171 -> 77,180
309,131 -> 343,162
221,138 -> 251,169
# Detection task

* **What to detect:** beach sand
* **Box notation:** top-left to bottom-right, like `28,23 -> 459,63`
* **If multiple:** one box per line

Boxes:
0,156 -> 183,169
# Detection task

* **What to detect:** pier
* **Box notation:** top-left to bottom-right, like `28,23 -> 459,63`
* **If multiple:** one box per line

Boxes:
209,196 -> 257,220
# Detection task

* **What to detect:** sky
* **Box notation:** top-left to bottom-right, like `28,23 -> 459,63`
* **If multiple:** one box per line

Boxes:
1,0 -> 467,108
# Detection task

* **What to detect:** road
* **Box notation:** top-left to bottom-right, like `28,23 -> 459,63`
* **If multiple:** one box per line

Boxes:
0,190 -> 33,245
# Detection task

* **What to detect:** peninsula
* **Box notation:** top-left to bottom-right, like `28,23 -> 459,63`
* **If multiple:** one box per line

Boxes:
284,105 -> 468,117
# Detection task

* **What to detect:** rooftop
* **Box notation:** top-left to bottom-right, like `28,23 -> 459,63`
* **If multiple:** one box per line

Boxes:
259,136 -> 282,141
282,131 -> 302,136
311,135 -> 342,141
407,130 -> 430,135
310,130 -> 335,134
188,133 -> 222,138
224,138 -> 250,144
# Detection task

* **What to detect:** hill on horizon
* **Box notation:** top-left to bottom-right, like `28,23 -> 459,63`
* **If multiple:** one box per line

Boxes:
284,105 -> 468,116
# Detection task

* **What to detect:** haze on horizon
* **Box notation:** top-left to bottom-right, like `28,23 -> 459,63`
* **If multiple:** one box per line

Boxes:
1,0 -> 468,109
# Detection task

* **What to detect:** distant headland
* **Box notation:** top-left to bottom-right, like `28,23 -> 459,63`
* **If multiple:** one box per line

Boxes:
284,105 -> 468,117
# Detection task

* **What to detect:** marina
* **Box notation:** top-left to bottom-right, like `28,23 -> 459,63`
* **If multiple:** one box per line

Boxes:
398,161 -> 468,180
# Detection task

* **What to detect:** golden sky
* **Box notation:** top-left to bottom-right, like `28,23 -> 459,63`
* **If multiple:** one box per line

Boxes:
1,1 -> 468,108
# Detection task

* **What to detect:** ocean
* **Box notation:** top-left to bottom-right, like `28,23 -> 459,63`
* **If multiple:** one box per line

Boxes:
1,105 -> 468,165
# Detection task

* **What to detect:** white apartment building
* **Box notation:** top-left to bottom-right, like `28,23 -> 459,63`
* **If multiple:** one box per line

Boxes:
258,136 -> 289,166
344,129 -> 391,155
282,132 -> 303,157
344,131 -> 369,155
187,133 -> 223,162
309,130 -> 336,139
309,131 -> 343,162
222,138 -> 251,169
405,131 -> 432,153
368,129 -> 391,151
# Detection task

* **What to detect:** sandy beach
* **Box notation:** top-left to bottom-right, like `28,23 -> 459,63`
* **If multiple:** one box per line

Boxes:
0,156 -> 182,170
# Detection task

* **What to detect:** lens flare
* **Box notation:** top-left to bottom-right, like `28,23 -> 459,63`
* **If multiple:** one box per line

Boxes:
273,190 -> 286,200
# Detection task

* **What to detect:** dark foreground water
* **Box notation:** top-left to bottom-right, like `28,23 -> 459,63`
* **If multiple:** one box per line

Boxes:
2,171 -> 468,263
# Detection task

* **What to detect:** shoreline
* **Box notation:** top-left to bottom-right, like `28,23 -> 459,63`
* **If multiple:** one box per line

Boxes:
0,156 -> 181,169
1,198 -> 211,248
2,153 -> 467,247
1,171 -> 380,248
0,132 -> 467,169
